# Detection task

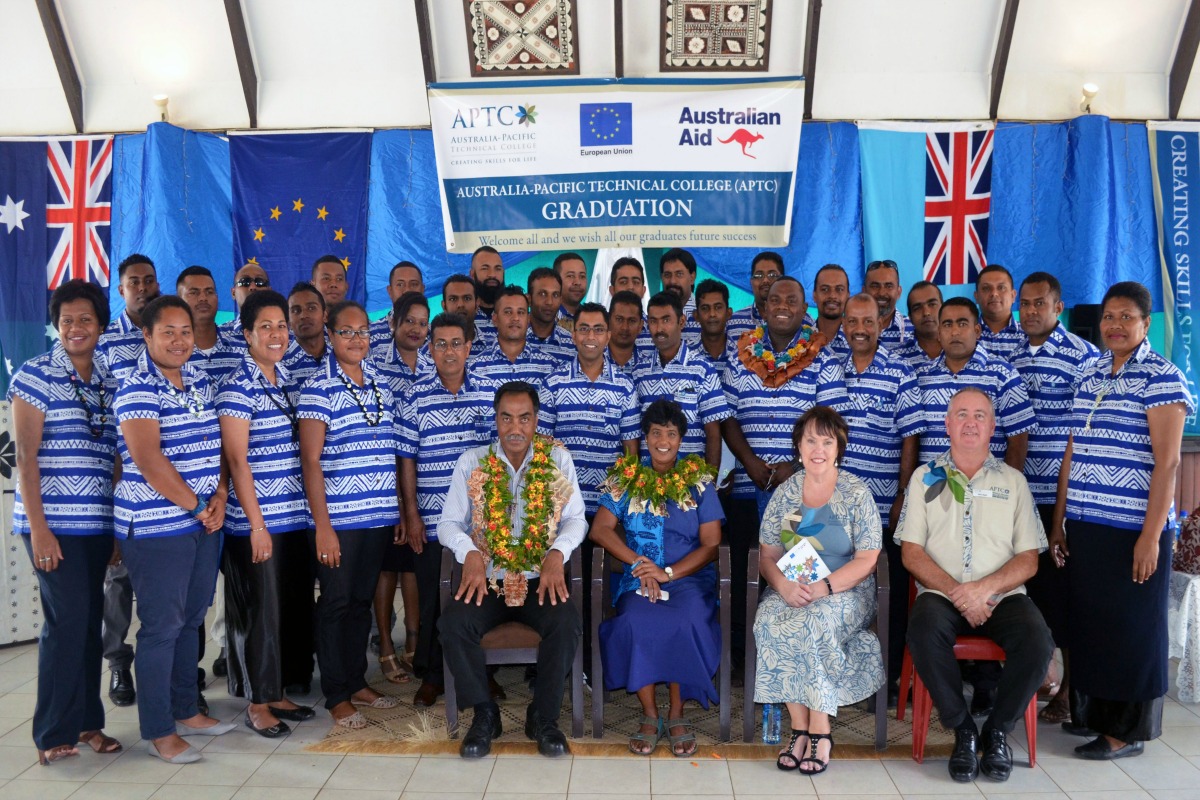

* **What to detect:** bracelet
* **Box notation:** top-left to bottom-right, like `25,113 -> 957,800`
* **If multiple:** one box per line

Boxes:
189,495 -> 208,518
250,526 -> 267,533
823,577 -> 834,596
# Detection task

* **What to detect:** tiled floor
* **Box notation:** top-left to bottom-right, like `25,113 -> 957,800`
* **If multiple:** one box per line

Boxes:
1,640 -> 1199,800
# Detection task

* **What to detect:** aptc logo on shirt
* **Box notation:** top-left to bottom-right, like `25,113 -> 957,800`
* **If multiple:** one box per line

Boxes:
972,486 -> 1011,501
580,103 -> 633,147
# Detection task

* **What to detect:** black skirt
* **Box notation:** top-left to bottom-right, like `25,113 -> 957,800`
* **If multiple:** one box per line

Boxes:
1066,519 -> 1171,741
1026,504 -> 1069,645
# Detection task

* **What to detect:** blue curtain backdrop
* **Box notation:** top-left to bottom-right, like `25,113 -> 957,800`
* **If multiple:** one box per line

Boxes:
989,116 -> 1162,310
110,123 -> 232,317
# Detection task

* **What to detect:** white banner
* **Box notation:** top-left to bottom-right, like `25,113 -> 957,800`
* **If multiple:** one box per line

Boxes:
427,77 -> 805,253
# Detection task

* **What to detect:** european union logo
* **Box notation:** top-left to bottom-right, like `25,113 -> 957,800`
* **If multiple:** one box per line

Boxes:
580,103 -> 633,147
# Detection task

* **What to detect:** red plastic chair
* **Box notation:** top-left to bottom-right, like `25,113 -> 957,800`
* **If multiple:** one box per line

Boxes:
896,582 -> 1037,767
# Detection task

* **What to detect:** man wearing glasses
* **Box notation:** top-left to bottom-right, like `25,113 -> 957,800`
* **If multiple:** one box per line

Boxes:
727,251 -> 815,344
865,259 -> 913,352
398,313 -> 501,709
220,261 -> 271,350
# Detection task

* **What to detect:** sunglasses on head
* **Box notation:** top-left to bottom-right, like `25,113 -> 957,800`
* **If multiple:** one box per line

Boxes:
236,277 -> 270,288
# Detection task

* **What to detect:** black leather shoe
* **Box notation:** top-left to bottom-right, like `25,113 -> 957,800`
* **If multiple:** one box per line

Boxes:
525,708 -> 569,758
109,668 -> 135,706
460,702 -> 502,759
969,686 -> 996,717
268,705 -> 316,722
979,727 -> 1013,781
245,713 -> 291,739
1074,736 -> 1144,760
948,727 -> 980,783
213,648 -> 228,678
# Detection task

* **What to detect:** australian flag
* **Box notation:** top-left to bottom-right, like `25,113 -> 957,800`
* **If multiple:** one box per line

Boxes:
230,132 -> 371,303
0,138 -> 113,391
923,128 -> 993,285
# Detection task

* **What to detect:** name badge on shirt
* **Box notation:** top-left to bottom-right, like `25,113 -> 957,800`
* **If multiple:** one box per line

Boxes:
972,487 -> 1011,500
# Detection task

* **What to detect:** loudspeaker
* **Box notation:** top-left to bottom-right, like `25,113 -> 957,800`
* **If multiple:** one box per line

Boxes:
1069,304 -> 1103,349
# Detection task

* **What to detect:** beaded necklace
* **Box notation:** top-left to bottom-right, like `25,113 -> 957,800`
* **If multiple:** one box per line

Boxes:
165,374 -> 206,418
336,370 -> 384,426
66,367 -> 108,438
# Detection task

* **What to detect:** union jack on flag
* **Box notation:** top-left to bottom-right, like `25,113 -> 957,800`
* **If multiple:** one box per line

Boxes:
922,126 -> 994,285
46,137 -> 113,289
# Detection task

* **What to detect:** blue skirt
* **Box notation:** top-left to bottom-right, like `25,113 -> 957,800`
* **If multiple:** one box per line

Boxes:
599,575 -> 720,707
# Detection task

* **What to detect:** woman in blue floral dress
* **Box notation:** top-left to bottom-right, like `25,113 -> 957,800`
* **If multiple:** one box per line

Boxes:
753,406 -> 884,775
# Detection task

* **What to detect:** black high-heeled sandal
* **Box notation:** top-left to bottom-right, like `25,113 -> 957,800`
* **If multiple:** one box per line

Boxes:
799,732 -> 834,775
776,729 -> 809,771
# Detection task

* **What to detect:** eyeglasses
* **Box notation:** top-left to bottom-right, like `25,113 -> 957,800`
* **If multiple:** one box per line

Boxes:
575,325 -> 608,336
432,339 -> 467,352
751,271 -> 782,281
236,277 -> 270,288
333,328 -> 371,340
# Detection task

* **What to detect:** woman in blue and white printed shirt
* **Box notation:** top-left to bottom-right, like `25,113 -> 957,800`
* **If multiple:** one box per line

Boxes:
9,280 -> 122,766
299,300 -> 403,728
217,290 -> 315,737
113,295 -> 237,764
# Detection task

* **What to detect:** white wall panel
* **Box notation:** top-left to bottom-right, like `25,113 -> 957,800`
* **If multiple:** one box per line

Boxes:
0,0 -> 80,135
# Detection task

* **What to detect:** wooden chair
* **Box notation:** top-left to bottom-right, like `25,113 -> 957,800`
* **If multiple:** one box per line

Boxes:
743,545 -> 891,750
438,547 -> 585,739
589,544 -> 733,741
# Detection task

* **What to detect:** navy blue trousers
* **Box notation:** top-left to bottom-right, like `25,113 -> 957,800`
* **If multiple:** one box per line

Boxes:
23,534 -> 111,750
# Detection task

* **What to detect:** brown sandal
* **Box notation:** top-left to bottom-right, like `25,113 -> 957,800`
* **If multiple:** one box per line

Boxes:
37,744 -> 79,765
379,653 -> 411,684
79,730 -> 123,754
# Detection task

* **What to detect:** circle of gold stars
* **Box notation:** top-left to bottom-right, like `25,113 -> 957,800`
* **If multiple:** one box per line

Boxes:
588,106 -> 622,142
251,199 -> 350,269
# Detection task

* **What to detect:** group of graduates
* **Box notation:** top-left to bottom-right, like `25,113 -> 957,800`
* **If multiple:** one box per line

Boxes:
6,244 -> 1194,783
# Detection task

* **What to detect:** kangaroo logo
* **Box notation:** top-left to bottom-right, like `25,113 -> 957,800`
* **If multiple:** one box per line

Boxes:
719,128 -> 764,158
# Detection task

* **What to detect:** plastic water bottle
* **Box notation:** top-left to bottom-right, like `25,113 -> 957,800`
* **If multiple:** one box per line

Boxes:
761,703 -> 782,745
1177,510 -> 1188,543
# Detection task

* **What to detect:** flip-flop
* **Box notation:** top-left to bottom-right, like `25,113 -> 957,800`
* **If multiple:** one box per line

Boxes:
351,694 -> 400,709
628,715 -> 664,755
333,710 -> 368,729
78,730 -> 123,754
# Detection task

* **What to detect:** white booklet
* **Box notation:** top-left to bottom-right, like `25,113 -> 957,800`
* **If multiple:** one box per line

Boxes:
776,512 -> 831,584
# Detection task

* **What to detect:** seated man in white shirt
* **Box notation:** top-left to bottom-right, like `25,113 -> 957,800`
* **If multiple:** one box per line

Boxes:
438,381 -> 587,759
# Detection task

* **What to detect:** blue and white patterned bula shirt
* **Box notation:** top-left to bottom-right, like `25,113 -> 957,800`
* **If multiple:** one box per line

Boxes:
916,345 -> 1037,462
1066,338 -> 1195,531
397,369 -> 500,535
8,345 -> 118,536
218,318 -> 247,351
281,338 -> 329,388
878,311 -> 913,352
537,357 -> 642,516
296,357 -> 401,532
727,305 -> 817,346
632,341 -> 732,458
1008,325 -> 1100,505
374,346 -> 434,402
112,351 -> 222,539
891,338 -> 939,374
216,356 -> 309,536
979,316 -> 1025,362
525,324 -> 576,364
835,346 -> 928,518
471,341 -> 560,388
368,313 -> 394,355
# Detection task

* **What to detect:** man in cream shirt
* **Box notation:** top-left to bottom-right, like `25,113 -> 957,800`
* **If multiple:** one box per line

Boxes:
897,387 -> 1053,784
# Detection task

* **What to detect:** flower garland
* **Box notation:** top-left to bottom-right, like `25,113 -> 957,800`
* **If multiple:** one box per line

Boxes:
737,323 -> 828,388
466,434 -> 573,605
599,452 -> 716,517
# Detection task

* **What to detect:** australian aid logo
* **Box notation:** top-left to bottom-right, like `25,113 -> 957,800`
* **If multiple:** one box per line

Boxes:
677,106 -> 781,157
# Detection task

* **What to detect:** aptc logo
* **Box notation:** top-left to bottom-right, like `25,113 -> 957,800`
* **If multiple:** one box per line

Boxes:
450,103 -> 539,129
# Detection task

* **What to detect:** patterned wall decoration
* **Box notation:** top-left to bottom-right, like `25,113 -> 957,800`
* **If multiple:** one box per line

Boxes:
661,0 -> 771,72
465,0 -> 579,77
0,402 -> 41,645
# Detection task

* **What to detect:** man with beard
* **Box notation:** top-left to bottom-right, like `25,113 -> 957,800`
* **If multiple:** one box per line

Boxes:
471,246 -> 504,345
399,313 -> 501,709
893,281 -> 944,372
471,285 -> 559,387
370,261 -> 425,355
660,248 -> 703,344
312,255 -> 348,306
916,298 -> 1035,470
975,265 -> 1024,361
1007,271 -> 1099,726
526,268 -> 576,363
865,259 -> 913,350
553,253 -> 588,331
220,261 -> 271,350
282,281 -> 330,388
633,292 -> 730,469
441,274 -> 492,349
728,251 -> 815,344
813,264 -> 852,356
834,293 -> 926,702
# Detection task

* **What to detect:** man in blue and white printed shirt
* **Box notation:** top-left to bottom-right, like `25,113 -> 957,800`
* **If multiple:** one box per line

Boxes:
975,264 -> 1025,361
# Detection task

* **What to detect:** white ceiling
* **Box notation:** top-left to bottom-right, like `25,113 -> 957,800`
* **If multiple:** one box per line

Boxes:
3,0 -> 1200,136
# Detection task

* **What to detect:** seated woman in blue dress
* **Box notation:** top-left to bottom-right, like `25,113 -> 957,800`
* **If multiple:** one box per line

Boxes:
590,399 -> 723,757
753,406 -> 884,776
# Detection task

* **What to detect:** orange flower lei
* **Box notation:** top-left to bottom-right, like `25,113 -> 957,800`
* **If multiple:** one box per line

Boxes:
737,324 -> 828,388
599,452 -> 716,516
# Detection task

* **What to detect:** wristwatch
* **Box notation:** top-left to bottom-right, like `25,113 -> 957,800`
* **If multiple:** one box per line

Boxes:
664,566 -> 675,582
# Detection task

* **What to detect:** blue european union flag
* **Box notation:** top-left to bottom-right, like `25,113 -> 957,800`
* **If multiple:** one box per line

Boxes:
230,132 -> 370,303
580,103 -> 633,147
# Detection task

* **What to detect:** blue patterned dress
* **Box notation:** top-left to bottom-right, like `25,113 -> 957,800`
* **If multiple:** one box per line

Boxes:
753,469 -> 885,715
